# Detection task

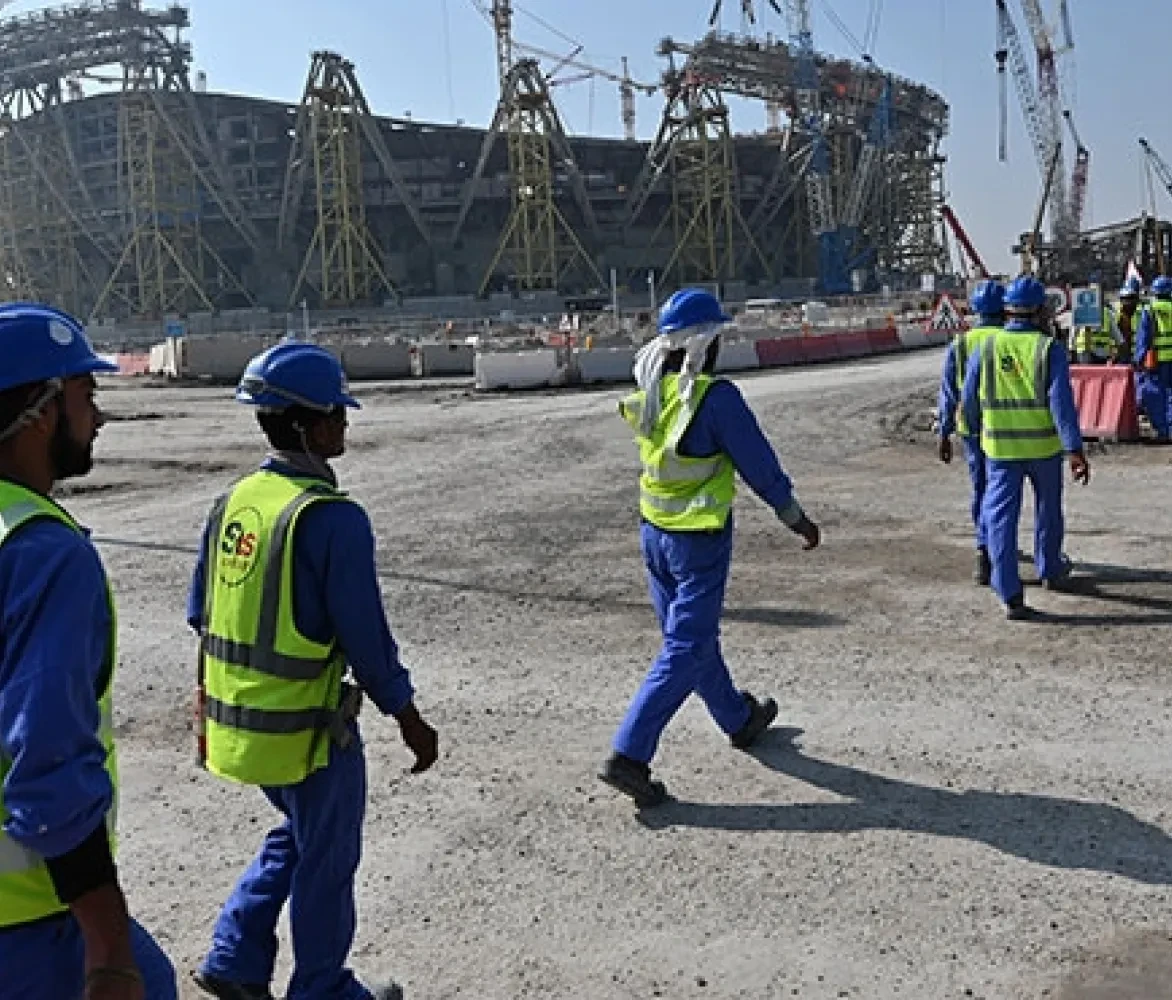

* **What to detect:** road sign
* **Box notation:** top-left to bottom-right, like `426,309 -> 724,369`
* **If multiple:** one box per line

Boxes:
1045,285 -> 1071,316
1071,285 -> 1102,327
926,292 -> 968,332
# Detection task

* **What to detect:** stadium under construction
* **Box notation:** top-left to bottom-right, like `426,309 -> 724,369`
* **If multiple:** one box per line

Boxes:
1,1 -> 959,324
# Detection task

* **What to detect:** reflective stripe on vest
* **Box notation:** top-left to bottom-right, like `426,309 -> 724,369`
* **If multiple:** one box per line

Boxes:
200,471 -> 347,787
953,325 -> 1000,436
979,332 -> 1062,461
0,483 -> 118,928
1151,300 -> 1172,362
620,375 -> 736,532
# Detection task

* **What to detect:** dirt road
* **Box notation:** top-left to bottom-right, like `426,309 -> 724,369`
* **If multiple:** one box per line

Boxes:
77,349 -> 1172,999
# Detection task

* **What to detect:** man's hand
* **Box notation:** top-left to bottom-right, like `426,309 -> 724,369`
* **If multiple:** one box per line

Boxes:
85,968 -> 144,1000
395,704 -> 438,774
1069,451 -> 1090,485
794,515 -> 821,551
938,436 -> 952,464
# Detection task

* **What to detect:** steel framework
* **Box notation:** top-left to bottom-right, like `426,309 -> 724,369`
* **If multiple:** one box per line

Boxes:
630,72 -> 767,286
280,52 -> 397,307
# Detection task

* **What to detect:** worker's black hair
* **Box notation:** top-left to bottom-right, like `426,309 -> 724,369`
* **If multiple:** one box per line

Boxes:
663,337 -> 722,375
256,405 -> 332,451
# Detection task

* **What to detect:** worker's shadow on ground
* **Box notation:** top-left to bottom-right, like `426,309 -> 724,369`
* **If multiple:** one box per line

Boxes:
1023,561 -> 1172,627
642,728 -> 1172,885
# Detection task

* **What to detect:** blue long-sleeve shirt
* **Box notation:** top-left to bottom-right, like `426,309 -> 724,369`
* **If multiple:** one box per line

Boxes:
960,322 -> 1084,455
937,340 -> 964,440
677,379 -> 801,519
187,460 -> 414,716
0,517 -> 113,861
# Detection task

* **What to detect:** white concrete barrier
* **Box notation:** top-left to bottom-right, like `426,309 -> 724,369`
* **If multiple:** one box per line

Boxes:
176,335 -> 274,381
475,349 -> 566,390
340,341 -> 412,380
714,340 -> 761,373
897,325 -> 929,349
413,343 -> 475,377
577,347 -> 638,385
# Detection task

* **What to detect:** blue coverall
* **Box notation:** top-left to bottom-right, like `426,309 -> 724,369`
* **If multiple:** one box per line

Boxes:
0,514 -> 177,1000
189,459 -> 414,1000
1133,304 -> 1172,439
937,343 -> 987,551
614,380 -> 801,764
961,325 -> 1084,605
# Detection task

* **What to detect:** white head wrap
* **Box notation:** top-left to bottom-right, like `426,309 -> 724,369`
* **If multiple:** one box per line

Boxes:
631,321 -> 724,435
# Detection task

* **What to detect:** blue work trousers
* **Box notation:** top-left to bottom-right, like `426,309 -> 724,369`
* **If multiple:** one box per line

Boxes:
961,435 -> 988,550
613,521 -> 752,764
200,732 -> 372,1000
1137,361 -> 1172,439
0,913 -> 176,1000
983,455 -> 1065,604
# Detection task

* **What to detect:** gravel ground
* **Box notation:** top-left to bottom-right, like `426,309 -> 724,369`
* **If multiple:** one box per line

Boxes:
70,348 -> 1172,999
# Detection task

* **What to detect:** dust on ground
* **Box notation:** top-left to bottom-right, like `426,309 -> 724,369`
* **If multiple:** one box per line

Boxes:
72,350 -> 1172,999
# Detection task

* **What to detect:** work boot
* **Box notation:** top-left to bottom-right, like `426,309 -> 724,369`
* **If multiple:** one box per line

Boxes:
1005,594 -> 1036,621
1041,555 -> 1075,592
598,753 -> 669,808
730,692 -> 779,750
191,971 -> 275,1000
974,547 -> 992,586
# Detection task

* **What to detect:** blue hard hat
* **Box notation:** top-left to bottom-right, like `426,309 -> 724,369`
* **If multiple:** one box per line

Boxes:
236,342 -> 360,411
1118,283 -> 1141,299
0,303 -> 117,393
657,288 -> 731,334
1004,275 -> 1047,312
1151,276 -> 1172,298
969,280 -> 1005,317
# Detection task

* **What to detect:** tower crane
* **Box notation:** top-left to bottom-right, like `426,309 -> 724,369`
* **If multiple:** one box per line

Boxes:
994,0 -> 1072,244
469,1 -> 654,139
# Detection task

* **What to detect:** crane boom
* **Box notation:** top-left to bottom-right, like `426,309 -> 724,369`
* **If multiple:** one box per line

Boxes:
1064,110 -> 1088,232
940,204 -> 989,280
1139,137 -> 1172,203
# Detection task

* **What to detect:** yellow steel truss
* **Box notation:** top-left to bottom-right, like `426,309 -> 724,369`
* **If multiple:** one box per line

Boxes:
655,84 -> 768,287
479,60 -> 601,296
288,52 -> 394,308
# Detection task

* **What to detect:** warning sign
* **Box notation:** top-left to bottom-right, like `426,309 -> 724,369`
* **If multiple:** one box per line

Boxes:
925,292 -> 969,333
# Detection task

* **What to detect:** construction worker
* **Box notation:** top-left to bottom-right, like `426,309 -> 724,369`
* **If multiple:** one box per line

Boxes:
0,304 -> 177,1000
189,343 -> 437,1000
600,288 -> 821,807
1115,281 -> 1144,362
1072,295 -> 1123,365
960,276 -> 1090,620
937,280 -> 1006,585
1133,275 -> 1172,442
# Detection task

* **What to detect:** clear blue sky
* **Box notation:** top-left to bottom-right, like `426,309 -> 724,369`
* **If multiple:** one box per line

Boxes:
8,0 -> 1171,274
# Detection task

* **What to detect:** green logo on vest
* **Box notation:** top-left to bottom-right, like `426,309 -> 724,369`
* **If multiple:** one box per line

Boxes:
999,353 -> 1021,375
219,506 -> 263,587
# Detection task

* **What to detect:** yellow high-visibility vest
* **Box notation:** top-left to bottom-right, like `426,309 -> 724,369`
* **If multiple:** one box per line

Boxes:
619,374 -> 736,532
953,324 -> 1000,436
200,471 -> 349,787
978,332 -> 1062,461
0,482 -> 118,928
